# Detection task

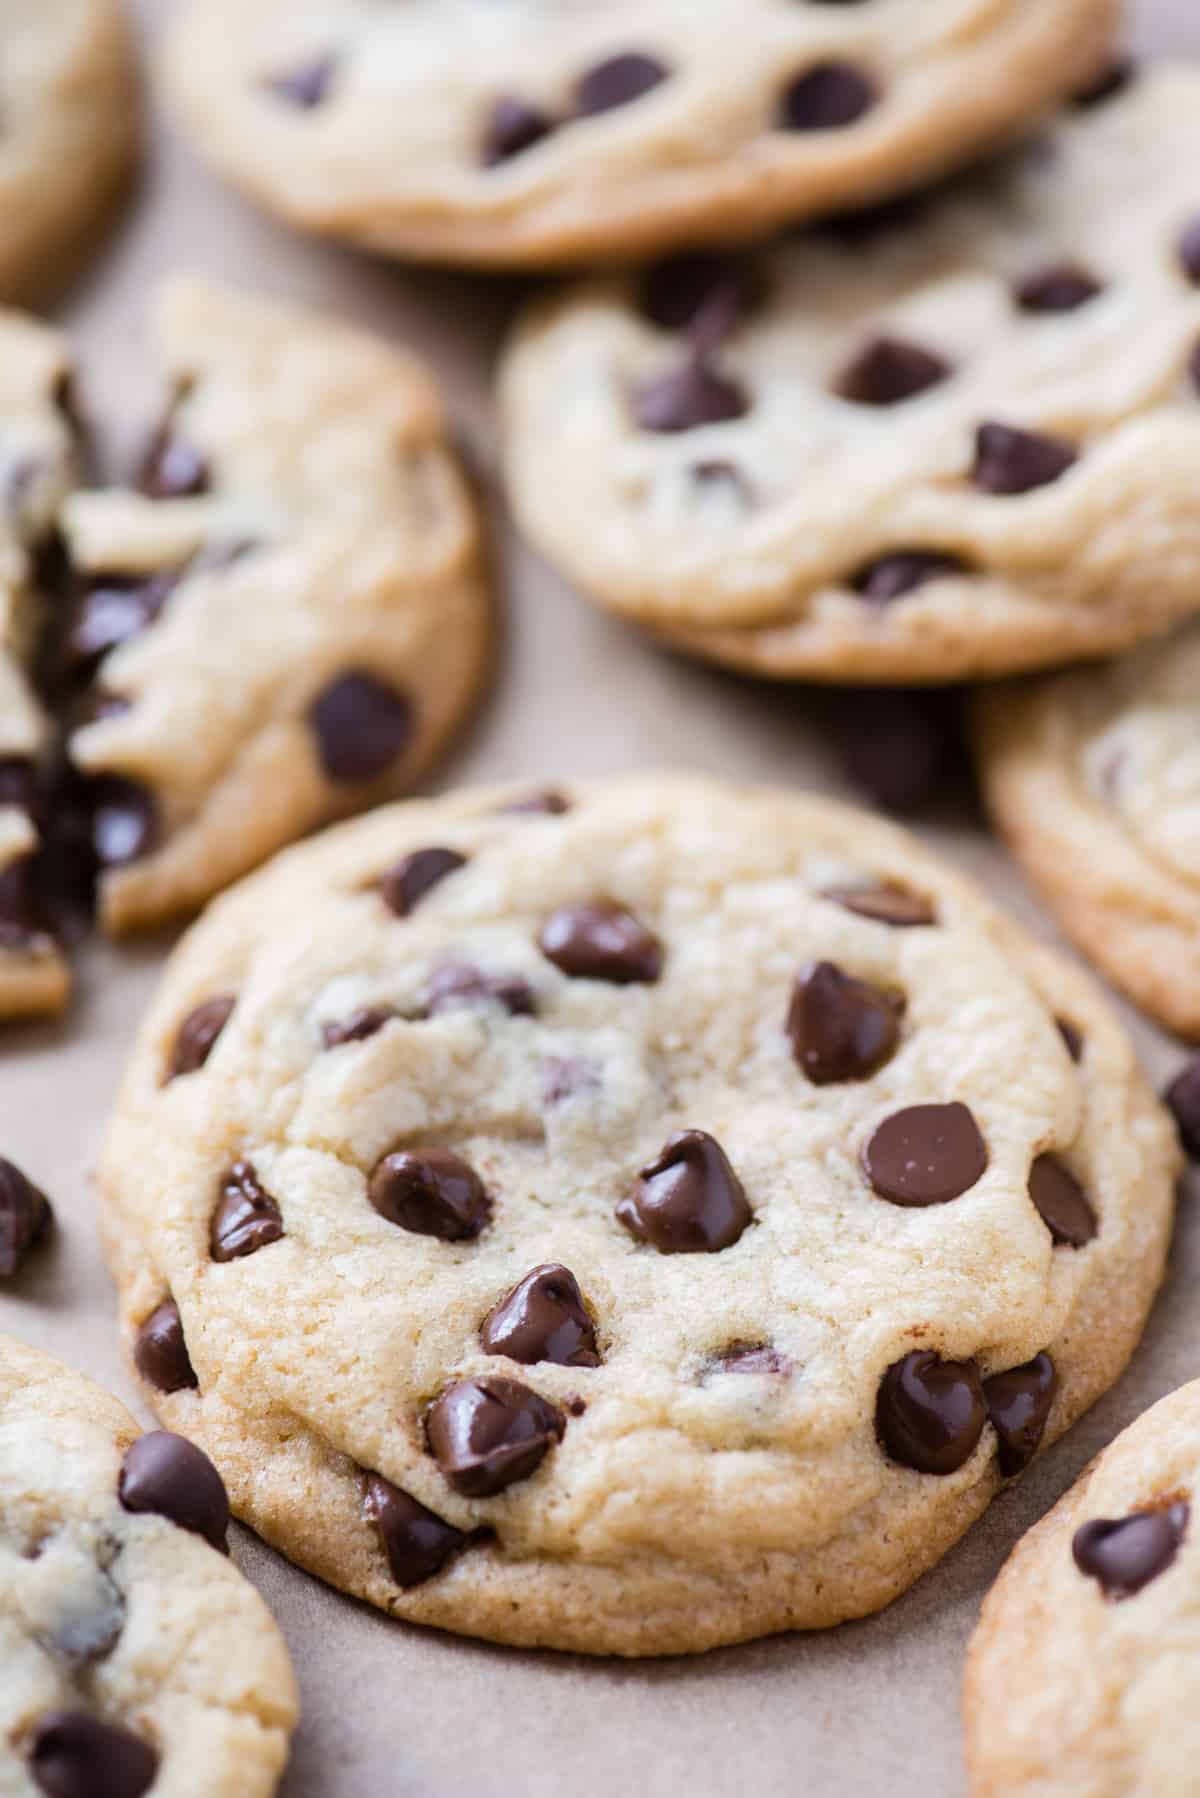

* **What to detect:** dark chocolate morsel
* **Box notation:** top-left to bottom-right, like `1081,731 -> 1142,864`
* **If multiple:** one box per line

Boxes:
788,960 -> 901,1085
210,1161 -> 284,1262
500,789 -> 571,816
824,884 -> 937,927
708,1342 -> 793,1378
619,1129 -> 752,1254
28,1710 -> 158,1798
1073,1501 -> 1189,1599
972,422 -> 1078,495
368,1147 -> 491,1241
780,61 -> 876,130
263,51 -> 340,110
480,1264 -> 600,1367
1057,1018 -> 1084,1063
575,52 -> 669,116
483,96 -> 556,164
379,847 -> 467,917
363,1473 -> 474,1586
133,1299 -> 198,1395
1014,263 -> 1103,312
308,672 -> 414,783
632,358 -> 748,433
835,336 -> 951,406
852,551 -> 967,604
0,1156 -> 52,1279
167,995 -> 236,1080
864,1102 -> 988,1206
983,1352 -> 1058,1476
539,900 -> 662,983
118,1431 -> 229,1551
425,1376 -> 565,1497
876,1349 -> 986,1475
422,960 -> 536,1018
1028,1154 -> 1098,1248
321,1007 -> 393,1049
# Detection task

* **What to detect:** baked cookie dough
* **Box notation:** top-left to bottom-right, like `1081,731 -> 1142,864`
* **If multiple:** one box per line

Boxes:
55,278 -> 492,936
100,774 -> 1177,1656
0,0 -> 139,304
0,1332 -> 297,1797
501,63 -> 1200,683
976,621 -> 1200,1040
161,0 -> 1116,270
965,1379 -> 1200,1797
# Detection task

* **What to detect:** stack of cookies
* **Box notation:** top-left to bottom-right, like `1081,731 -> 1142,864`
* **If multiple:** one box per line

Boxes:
5,3 -> 1200,1795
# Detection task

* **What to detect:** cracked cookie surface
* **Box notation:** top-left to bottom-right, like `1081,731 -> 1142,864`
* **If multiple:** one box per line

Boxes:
100,774 -> 1177,1655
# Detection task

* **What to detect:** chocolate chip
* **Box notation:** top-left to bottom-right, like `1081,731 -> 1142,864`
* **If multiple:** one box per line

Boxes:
632,358 -> 749,433
63,574 -> 176,678
363,1474 -> 473,1587
133,1299 -> 198,1395
780,62 -> 877,131
824,883 -> 937,928
321,1007 -> 392,1049
852,551 -> 967,603
0,1156 -> 52,1278
708,1342 -> 792,1378
423,961 -> 536,1018
167,995 -> 235,1080
368,1147 -> 491,1241
1072,56 -> 1135,108
263,51 -> 339,110
137,427 -> 210,501
0,857 -> 53,949
29,1711 -> 158,1798
380,847 -> 467,917
640,252 -> 763,337
210,1161 -> 283,1262
539,900 -> 662,984
480,1265 -> 600,1367
483,96 -> 555,164
575,53 -> 669,116
864,1102 -> 988,1206
309,672 -> 414,783
788,960 -> 901,1085
876,1349 -> 986,1475
88,778 -> 160,869
1014,264 -> 1103,312
983,1353 -> 1057,1477
0,756 -> 40,819
832,689 -> 962,814
972,422 -> 1078,495
118,1431 -> 229,1550
1074,1501 -> 1190,1598
619,1130 -> 752,1254
1057,1018 -> 1085,1063
501,789 -> 570,816
1028,1154 -> 1097,1247
835,336 -> 951,407
426,1376 -> 565,1497
1166,1058 -> 1200,1158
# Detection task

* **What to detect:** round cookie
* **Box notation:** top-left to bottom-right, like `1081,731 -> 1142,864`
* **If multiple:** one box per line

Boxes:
976,621 -> 1200,1040
0,1332 -> 297,1797
501,63 -> 1200,683
0,0 -> 139,304
965,1380 -> 1200,1797
99,774 -> 1178,1657
54,278 -> 492,936
161,0 -> 1116,271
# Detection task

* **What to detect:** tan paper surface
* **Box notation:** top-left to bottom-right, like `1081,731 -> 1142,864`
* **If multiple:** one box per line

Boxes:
3,4 -> 1198,1791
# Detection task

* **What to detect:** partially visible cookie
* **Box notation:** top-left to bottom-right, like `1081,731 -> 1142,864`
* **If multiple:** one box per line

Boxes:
976,621 -> 1200,1039
162,0 -> 1116,270
0,311 -> 78,1018
0,0 -> 139,304
100,774 -> 1177,1656
53,278 -> 492,936
502,63 -> 1200,683
0,1332 -> 297,1797
965,1379 -> 1200,1796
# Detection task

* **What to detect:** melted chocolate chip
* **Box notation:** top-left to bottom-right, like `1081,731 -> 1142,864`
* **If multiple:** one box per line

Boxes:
368,1147 -> 491,1241
780,62 -> 877,131
632,357 -> 749,433
308,672 -> 414,783
1072,57 -> 1135,107
423,961 -> 536,1018
1073,1501 -> 1189,1599
363,1474 -> 474,1586
619,1130 -> 752,1254
210,1161 -> 284,1262
426,1376 -> 565,1497
852,551 -> 967,604
575,53 -> 669,116
708,1342 -> 792,1378
167,995 -> 235,1080
539,900 -> 662,983
62,574 -> 176,678
835,336 -> 951,407
1028,1154 -> 1098,1248
379,847 -> 467,917
483,95 -> 556,164
864,1102 -> 988,1206
137,426 -> 210,501
1167,1058 -> 1200,1159
0,1156 -> 52,1278
29,1711 -> 158,1798
88,778 -> 161,869
824,884 -> 937,928
321,1007 -> 393,1049
480,1265 -> 600,1368
1057,1018 -> 1085,1063
983,1353 -> 1057,1476
118,1431 -> 229,1550
1014,264 -> 1103,312
501,789 -> 571,816
972,422 -> 1078,495
263,51 -> 339,109
640,253 -> 764,336
788,961 -> 901,1085
876,1349 -> 986,1475
133,1299 -> 198,1395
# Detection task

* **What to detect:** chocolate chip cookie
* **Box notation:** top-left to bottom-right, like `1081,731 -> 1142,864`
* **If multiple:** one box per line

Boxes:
161,0 -> 1116,269
976,620 -> 1200,1039
501,62 -> 1200,682
965,1379 -> 1200,1796
99,774 -> 1177,1655
0,1332 -> 297,1796
54,278 -> 492,936
0,0 -> 139,303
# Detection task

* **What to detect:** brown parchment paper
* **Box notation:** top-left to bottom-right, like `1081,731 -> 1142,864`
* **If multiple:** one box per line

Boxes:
3,4 -> 1199,1792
